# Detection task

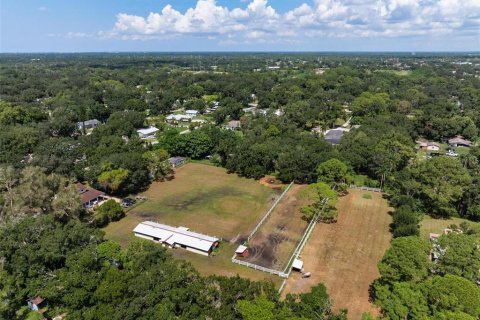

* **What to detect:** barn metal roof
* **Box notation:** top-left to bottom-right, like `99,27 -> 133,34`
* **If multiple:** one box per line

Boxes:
133,221 -> 219,252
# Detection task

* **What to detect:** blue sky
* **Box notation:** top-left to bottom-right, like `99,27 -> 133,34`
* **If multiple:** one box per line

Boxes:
1,0 -> 479,52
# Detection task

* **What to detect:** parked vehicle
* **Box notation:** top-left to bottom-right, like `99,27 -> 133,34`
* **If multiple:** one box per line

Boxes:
121,198 -> 136,208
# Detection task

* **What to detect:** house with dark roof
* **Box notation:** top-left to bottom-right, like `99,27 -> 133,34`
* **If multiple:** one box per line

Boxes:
324,128 -> 348,145
76,119 -> 101,131
169,157 -> 186,169
448,135 -> 472,147
76,182 -> 105,209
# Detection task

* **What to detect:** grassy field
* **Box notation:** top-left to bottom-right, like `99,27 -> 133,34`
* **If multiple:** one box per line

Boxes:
420,215 -> 479,239
104,163 -> 283,285
242,184 -> 310,271
282,189 -> 392,320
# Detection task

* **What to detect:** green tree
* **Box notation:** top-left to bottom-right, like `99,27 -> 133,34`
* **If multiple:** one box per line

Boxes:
300,182 -> 338,222
406,157 -> 472,217
97,168 -> 129,193
93,199 -> 124,227
237,295 -> 275,320
316,158 -> 350,186
143,148 -> 173,181
378,236 -> 430,283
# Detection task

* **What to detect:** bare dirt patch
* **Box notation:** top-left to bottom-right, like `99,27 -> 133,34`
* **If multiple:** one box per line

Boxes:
259,176 -> 286,190
242,184 -> 310,271
282,189 -> 392,320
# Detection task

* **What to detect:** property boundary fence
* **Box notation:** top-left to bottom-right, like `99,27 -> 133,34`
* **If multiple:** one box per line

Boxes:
231,258 -> 289,278
247,181 -> 294,242
349,185 -> 382,192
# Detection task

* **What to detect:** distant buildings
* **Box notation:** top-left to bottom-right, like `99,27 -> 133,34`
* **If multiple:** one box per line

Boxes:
416,140 -> 441,151
225,120 -> 241,130
137,126 -> 159,139
448,135 -> 472,147
76,119 -> 101,131
323,128 -> 349,145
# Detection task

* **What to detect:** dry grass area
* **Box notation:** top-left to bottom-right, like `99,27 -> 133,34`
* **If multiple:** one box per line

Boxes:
282,189 -> 392,320
242,184 -> 310,271
103,163 -> 283,285
104,163 -> 278,245
420,215 -> 479,239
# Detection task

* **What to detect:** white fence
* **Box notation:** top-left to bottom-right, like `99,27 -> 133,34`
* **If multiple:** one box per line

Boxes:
247,181 -> 294,241
349,185 -> 382,192
231,257 -> 289,278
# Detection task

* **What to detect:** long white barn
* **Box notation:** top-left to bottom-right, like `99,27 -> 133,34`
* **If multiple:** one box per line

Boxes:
133,221 -> 219,256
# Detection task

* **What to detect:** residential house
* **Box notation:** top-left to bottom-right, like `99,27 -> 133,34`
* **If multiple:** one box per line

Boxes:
416,140 -> 441,151
76,119 -> 101,131
448,135 -> 472,147
324,128 -> 348,145
185,110 -> 199,116
225,120 -> 241,130
137,126 -> 159,139
166,114 -> 192,123
169,157 -> 186,169
27,296 -> 47,311
133,221 -> 220,256
76,182 -> 105,209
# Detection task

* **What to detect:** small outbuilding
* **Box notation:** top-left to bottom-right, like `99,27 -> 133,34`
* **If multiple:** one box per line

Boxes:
235,245 -> 250,258
292,259 -> 304,272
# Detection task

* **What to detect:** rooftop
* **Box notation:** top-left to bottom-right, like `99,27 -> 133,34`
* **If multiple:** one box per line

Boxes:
133,221 -> 219,252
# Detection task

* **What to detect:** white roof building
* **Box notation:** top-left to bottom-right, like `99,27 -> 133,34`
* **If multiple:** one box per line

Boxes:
137,126 -> 159,138
166,114 -> 192,122
133,221 -> 220,256
185,110 -> 199,116
292,259 -> 304,271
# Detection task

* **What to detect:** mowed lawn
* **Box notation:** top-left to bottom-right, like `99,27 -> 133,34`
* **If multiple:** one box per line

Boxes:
104,163 -> 279,245
420,215 -> 479,239
282,189 -> 392,320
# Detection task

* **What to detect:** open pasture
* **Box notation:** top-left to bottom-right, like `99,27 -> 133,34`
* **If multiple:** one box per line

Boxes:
282,189 -> 392,320
104,163 -> 284,283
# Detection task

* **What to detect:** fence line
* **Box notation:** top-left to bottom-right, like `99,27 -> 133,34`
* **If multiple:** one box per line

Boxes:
247,181 -> 294,241
349,185 -> 382,192
278,279 -> 287,294
231,257 -> 289,278
233,184 -> 337,285
281,188 -> 333,277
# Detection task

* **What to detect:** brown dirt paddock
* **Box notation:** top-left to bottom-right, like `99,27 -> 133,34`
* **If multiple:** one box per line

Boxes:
241,184 -> 310,271
282,189 -> 392,320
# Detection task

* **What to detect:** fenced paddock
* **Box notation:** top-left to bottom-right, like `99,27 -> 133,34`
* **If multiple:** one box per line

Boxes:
233,184 -> 311,273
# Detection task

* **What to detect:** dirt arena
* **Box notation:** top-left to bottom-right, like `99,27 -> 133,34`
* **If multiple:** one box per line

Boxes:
241,184 -> 310,271
282,189 -> 392,320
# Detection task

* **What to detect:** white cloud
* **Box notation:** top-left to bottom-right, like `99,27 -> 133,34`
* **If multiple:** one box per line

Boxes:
107,0 -> 480,43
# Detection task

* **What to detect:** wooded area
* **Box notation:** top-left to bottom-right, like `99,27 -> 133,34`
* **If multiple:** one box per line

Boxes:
1,53 -> 479,319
